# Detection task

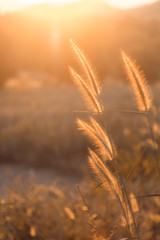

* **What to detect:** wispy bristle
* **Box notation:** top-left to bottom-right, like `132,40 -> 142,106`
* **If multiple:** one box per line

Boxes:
77,118 -> 113,161
90,118 -> 115,158
70,39 -> 100,95
88,150 -> 132,228
88,156 -> 112,194
69,67 -> 102,113
88,149 -> 120,196
121,50 -> 152,111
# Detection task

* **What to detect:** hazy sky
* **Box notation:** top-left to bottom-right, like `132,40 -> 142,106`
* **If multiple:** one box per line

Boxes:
0,0 -> 158,13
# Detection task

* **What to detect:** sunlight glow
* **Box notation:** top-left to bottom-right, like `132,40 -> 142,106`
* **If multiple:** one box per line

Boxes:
0,0 -> 157,13
106,0 -> 157,9
0,0 -> 80,13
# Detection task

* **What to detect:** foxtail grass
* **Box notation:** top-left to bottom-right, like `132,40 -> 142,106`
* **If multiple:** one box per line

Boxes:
69,67 -> 102,113
121,50 -> 152,112
70,39 -> 100,95
70,41 -> 140,240
121,50 -> 160,176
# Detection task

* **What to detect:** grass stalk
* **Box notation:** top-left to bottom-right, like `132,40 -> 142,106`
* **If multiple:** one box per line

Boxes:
146,112 -> 160,176
135,193 -> 160,199
71,41 -> 141,239
99,108 -> 140,239
114,157 -> 140,240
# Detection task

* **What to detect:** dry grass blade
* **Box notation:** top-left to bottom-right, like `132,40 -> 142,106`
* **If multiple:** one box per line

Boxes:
135,193 -> 160,199
77,118 -> 113,160
70,67 -> 102,113
121,50 -> 152,112
70,39 -> 100,95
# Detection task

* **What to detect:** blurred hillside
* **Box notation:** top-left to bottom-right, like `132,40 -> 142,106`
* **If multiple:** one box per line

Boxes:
0,0 -> 160,86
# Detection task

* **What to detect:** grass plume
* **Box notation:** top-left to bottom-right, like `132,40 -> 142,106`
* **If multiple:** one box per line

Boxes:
88,149 -> 134,233
121,50 -> 160,176
77,118 -> 113,161
121,50 -> 152,112
88,149 -> 120,198
69,67 -> 102,113
70,39 -> 100,95
70,41 -> 140,239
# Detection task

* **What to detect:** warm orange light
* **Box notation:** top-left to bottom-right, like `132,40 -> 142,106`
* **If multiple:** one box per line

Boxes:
0,0 -> 80,13
0,0 -> 157,13
106,0 -> 156,9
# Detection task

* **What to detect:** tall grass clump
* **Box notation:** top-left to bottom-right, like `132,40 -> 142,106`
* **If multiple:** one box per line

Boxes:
70,40 -> 140,240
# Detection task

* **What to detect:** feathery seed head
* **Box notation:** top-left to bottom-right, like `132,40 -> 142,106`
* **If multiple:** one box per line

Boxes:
70,39 -> 100,96
77,118 -> 114,161
69,67 -> 102,113
88,149 -> 119,196
121,50 -> 152,111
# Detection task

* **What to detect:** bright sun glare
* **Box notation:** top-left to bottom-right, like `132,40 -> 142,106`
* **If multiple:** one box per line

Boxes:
0,0 -> 157,13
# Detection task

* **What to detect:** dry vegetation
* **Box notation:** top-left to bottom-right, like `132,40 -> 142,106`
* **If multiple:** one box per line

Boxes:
1,44 -> 160,239
0,1 -> 160,239
69,41 -> 160,239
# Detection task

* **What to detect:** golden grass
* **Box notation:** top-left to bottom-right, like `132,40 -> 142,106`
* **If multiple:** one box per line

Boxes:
0,41 -> 160,239
121,50 -> 152,112
70,41 -> 144,239
77,118 -> 113,161
69,67 -> 102,113
70,39 -> 100,96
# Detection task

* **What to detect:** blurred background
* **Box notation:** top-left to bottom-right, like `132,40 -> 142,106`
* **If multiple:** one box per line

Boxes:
0,0 -> 160,174
0,0 -> 160,86
0,1 -> 160,239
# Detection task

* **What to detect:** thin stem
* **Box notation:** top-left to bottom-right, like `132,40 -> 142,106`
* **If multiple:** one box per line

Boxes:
106,109 -> 147,115
99,105 -> 139,239
77,185 -> 89,211
125,148 -> 147,186
77,185 -> 103,236
121,186 -> 133,239
146,113 -> 160,176
98,106 -> 138,239
74,109 -> 146,115
98,103 -> 139,239
114,182 -> 132,239
115,158 -> 140,240
135,193 -> 160,199
74,110 -> 98,113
